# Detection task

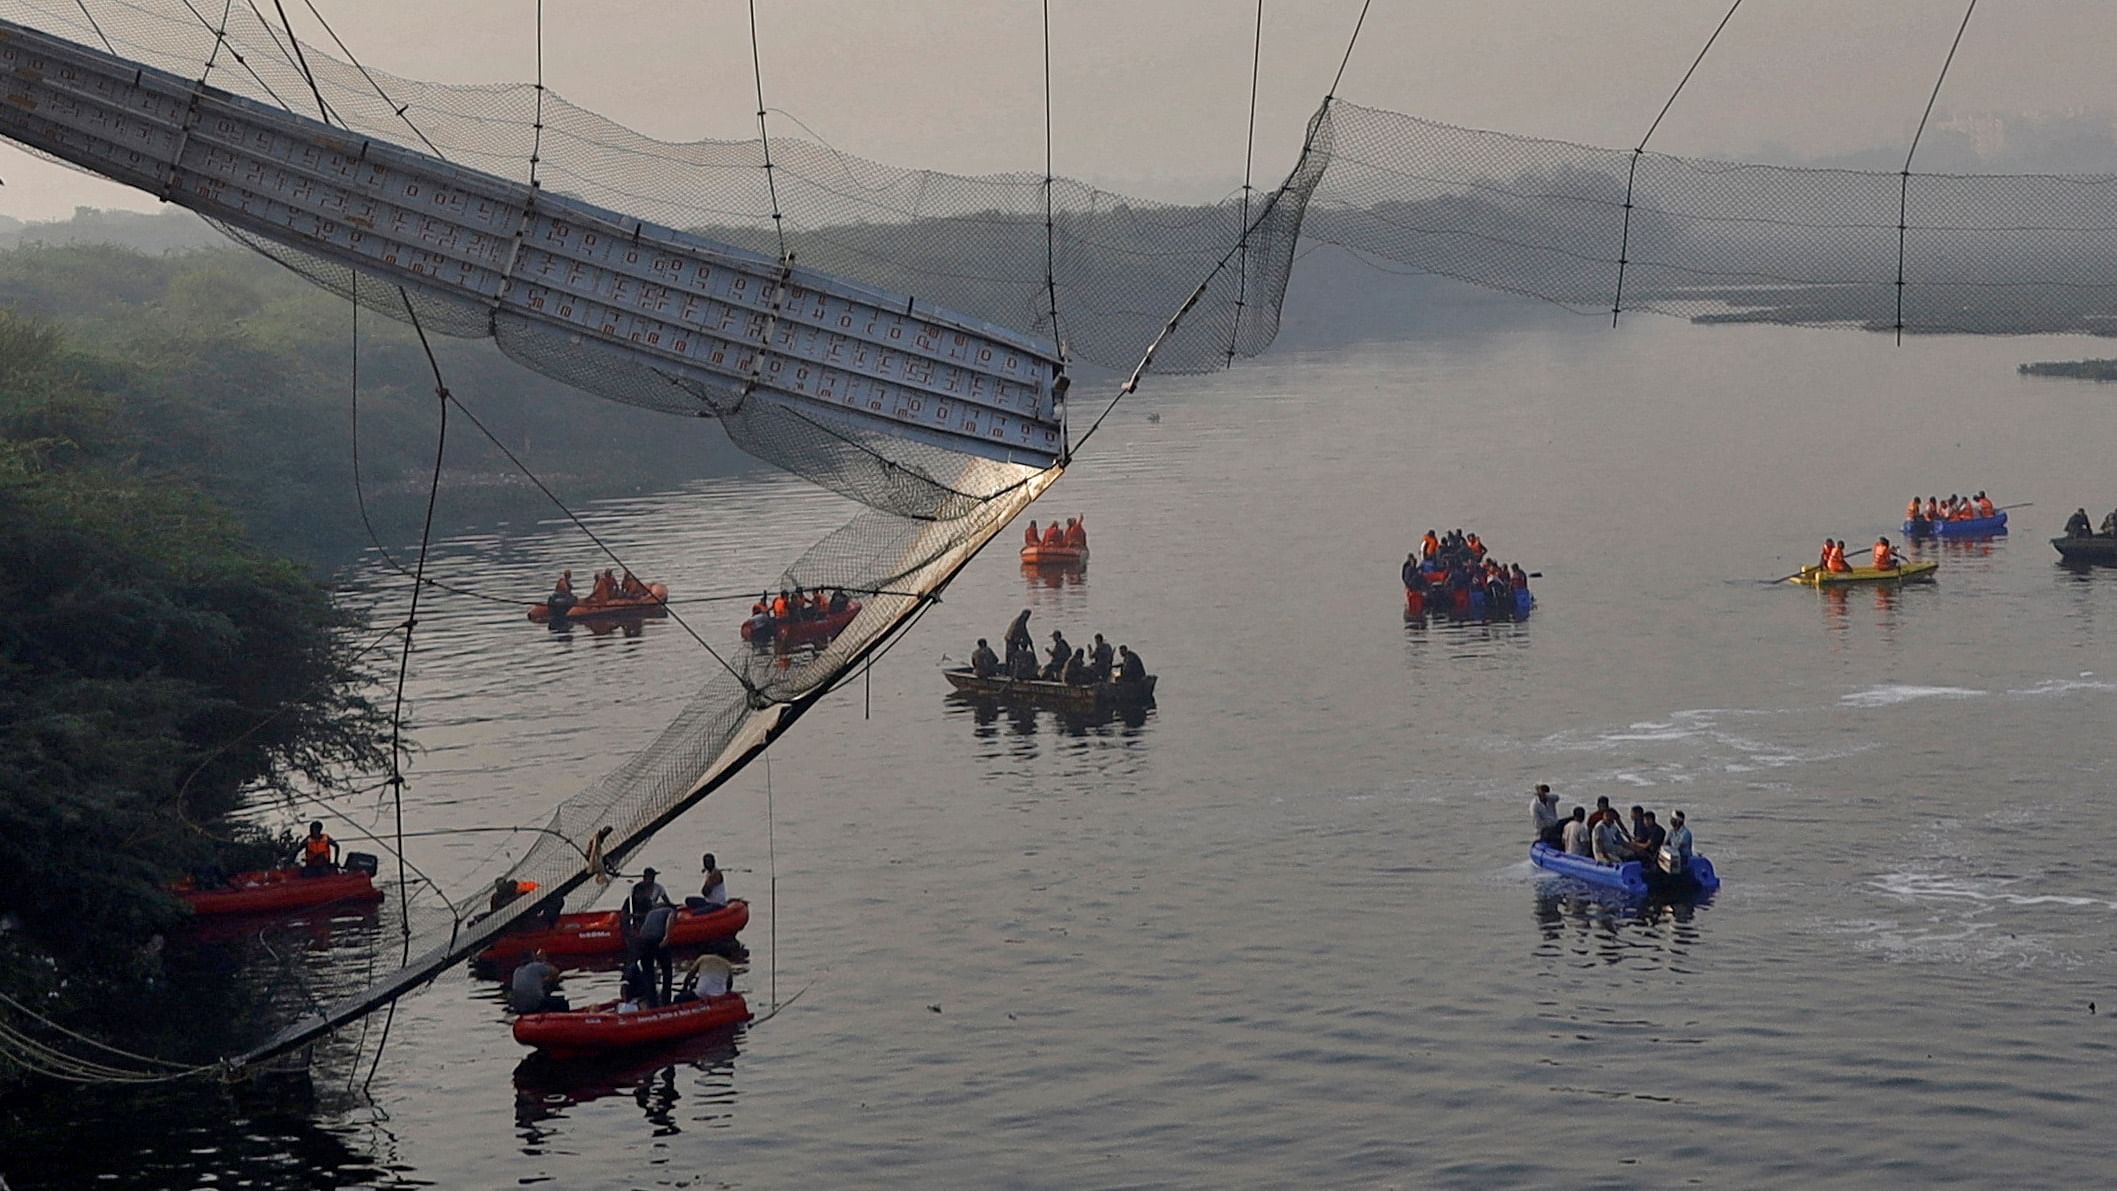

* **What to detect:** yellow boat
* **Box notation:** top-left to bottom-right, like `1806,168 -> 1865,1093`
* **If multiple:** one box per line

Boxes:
1787,560 -> 1939,586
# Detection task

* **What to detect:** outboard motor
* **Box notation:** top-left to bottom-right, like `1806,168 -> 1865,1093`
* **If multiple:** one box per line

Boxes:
343,851 -> 381,878
547,590 -> 578,621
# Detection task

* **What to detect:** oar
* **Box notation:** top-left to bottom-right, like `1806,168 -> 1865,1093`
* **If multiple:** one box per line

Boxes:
1999,501 -> 2033,511
1768,545 -> 1871,585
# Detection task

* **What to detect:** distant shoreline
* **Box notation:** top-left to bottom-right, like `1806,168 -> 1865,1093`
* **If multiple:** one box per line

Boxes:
2018,358 -> 2117,382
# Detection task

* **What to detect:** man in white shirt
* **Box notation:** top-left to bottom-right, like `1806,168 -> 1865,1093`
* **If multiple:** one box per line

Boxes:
1592,816 -> 1630,865
1531,785 -> 1562,846
1561,807 -> 1592,856
1662,811 -> 1694,874
678,953 -> 737,1001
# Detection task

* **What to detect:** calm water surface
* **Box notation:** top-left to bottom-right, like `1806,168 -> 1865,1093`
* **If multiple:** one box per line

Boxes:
11,316 -> 2117,1189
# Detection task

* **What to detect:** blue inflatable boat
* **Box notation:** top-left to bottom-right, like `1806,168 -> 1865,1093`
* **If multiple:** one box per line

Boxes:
1902,511 -> 2007,538
1465,587 -> 1536,619
1529,842 -> 1720,896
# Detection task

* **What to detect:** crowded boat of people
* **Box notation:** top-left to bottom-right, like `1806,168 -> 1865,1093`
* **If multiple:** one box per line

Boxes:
973,608 -> 1146,689
749,586 -> 854,624
1402,528 -> 1533,616
1530,785 -> 1700,886
1904,491 -> 2000,532
1023,516 -> 1090,553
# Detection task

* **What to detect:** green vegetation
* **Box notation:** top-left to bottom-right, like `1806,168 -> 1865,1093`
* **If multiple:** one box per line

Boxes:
2017,358 -> 2117,382
0,310 -> 387,1080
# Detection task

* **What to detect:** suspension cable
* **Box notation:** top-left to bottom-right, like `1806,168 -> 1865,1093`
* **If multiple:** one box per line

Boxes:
1226,0 -> 1265,367
71,0 -> 115,54
746,0 -> 789,264
1612,0 -> 1742,327
1897,0 -> 1978,345
267,0 -> 332,123
299,0 -> 447,159
1326,0 -> 1371,99
1040,0 -> 1064,362
529,0 -> 546,192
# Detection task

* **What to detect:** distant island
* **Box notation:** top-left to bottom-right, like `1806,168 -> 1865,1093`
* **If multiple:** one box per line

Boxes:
2018,358 -> 2117,382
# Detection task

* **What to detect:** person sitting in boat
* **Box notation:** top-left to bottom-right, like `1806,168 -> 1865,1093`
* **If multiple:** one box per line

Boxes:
696,853 -> 729,910
971,638 -> 1000,678
1115,644 -> 1147,686
586,569 -> 616,603
1825,539 -> 1852,573
1090,633 -> 1114,681
625,867 -> 671,933
508,950 -> 568,1015
1635,810 -> 1667,858
1906,497 -> 1924,527
1975,492 -> 1995,518
552,570 -> 575,598
1010,646 -> 1039,681
771,589 -> 792,619
1510,563 -> 1530,592
1062,647 -> 1093,686
620,570 -> 648,599
293,821 -> 339,877
1585,796 -> 1621,833
752,591 -> 770,615
1043,630 -> 1072,681
1591,813 -> 1633,866
1561,806 -> 1592,856
1924,497 -> 1941,522
1872,537 -> 1897,570
1661,811 -> 1694,874
1063,516 -> 1088,550
1041,521 -> 1066,547
1531,785 -> 1562,847
829,587 -> 851,614
676,953 -> 736,1002
1024,520 -> 1040,547
2102,508 -> 2117,536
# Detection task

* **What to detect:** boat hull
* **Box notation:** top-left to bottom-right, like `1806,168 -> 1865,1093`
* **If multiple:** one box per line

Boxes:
2053,535 -> 2117,565
1020,543 -> 1089,566
943,667 -> 1155,710
513,993 -> 753,1060
528,584 -> 670,623
174,868 -> 384,916
1529,843 -> 1719,896
741,602 -> 862,645
476,901 -> 749,964
1903,512 -> 2006,538
1788,560 -> 1939,586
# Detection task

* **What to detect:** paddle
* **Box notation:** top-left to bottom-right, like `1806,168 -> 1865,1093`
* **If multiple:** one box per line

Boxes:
1768,544 -> 1871,585
1999,502 -> 2033,511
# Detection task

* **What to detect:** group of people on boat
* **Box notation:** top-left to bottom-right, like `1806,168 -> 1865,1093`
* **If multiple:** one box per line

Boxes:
1404,529 -> 1530,609
1815,536 -> 1898,573
751,586 -> 854,622
506,852 -> 739,1016
2062,507 -> 2117,538
548,568 -> 658,608
974,608 -> 1146,687
1532,786 -> 1695,877
1905,492 -> 1997,529
1023,516 -> 1089,552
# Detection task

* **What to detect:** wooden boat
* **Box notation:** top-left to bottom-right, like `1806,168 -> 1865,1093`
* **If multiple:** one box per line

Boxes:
475,900 -> 749,965
513,992 -> 752,1060
1903,511 -> 2006,538
1020,542 -> 1089,566
2053,534 -> 2117,565
943,666 -> 1155,710
528,583 -> 670,623
173,866 -> 383,916
1786,560 -> 1938,586
741,601 -> 861,645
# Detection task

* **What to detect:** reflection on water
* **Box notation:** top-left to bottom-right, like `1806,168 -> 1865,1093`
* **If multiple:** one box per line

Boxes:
1020,561 -> 1088,591
1530,884 -> 1712,968
514,1034 -> 743,1143
945,691 -> 1156,737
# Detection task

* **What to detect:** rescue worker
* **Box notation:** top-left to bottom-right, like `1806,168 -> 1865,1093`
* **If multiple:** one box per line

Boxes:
1089,633 -> 1114,681
1465,532 -> 1486,562
1872,536 -> 1896,570
1062,647 -> 1092,686
1043,630 -> 1072,681
697,853 -> 729,909
294,821 -> 339,876
1024,520 -> 1040,547
751,591 -> 769,616
1925,497 -> 1942,522
589,569 -> 617,602
1817,539 -> 1836,570
2065,508 -> 2093,537
1041,521 -> 1065,547
828,588 -> 851,614
1510,563 -> 1531,592
1421,530 -> 1441,561
771,589 -> 792,619
620,570 -> 648,598
552,570 -> 574,598
971,638 -> 1000,678
1063,516 -> 1087,549
1975,492 -> 1995,518
1906,497 -> 1922,524
1826,539 -> 1852,573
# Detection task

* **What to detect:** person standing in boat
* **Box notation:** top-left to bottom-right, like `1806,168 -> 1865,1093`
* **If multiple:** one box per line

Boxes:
1003,609 -> 1033,663
625,867 -> 671,931
2064,509 -> 2093,537
632,898 -> 678,1005
1531,785 -> 1563,848
1090,634 -> 1114,681
1662,811 -> 1694,875
971,638 -> 1000,678
293,821 -> 339,877
1115,644 -> 1147,686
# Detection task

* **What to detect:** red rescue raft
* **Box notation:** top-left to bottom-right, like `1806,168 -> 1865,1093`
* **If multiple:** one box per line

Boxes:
1020,543 -> 1088,566
513,992 -> 753,1059
527,583 -> 669,623
741,602 -> 861,645
476,900 -> 750,964
173,868 -> 383,917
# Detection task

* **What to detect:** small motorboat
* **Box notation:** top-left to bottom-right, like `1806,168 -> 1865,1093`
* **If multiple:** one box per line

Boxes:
741,601 -> 862,646
943,667 -> 1155,711
173,859 -> 384,917
2053,534 -> 2117,566
1020,543 -> 1089,566
1529,843 -> 1720,897
1405,584 -> 1533,619
476,901 -> 750,965
1786,560 -> 1938,586
1903,511 -> 2007,538
528,583 -> 670,623
513,992 -> 753,1060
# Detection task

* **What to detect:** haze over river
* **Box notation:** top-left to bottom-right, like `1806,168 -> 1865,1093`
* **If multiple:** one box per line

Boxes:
12,315 -> 2117,1189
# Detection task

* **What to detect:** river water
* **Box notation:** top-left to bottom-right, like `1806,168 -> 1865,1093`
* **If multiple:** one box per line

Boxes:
10,315 -> 2117,1189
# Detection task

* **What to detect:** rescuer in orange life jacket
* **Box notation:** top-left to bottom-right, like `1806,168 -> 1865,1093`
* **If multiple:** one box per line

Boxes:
1041,521 -> 1065,547
1062,516 -> 1087,549
1872,537 -> 1896,569
1421,530 -> 1440,560
294,821 -> 340,877
1024,520 -> 1040,547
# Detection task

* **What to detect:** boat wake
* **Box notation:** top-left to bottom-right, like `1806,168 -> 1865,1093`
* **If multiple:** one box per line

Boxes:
1838,684 -> 1987,708
1872,871 -> 2117,913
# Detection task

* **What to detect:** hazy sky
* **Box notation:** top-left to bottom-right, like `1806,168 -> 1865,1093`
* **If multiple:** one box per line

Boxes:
8,1 -> 2117,221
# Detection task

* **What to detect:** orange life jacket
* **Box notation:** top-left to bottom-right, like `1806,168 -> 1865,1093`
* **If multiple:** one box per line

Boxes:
1826,544 -> 1851,572
1466,535 -> 1485,559
302,835 -> 333,863
1925,500 -> 1941,520
1976,497 -> 1994,517
1024,522 -> 1039,546
1421,534 -> 1439,559
771,596 -> 789,617
1042,524 -> 1065,546
1063,521 -> 1087,548
1873,542 -> 1894,568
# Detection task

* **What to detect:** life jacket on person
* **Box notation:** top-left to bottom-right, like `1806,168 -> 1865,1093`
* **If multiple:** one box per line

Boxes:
554,572 -> 574,596
1976,495 -> 1995,517
1873,540 -> 1894,568
1925,499 -> 1941,521
1818,541 -> 1835,569
771,594 -> 790,618
302,834 -> 334,865
751,599 -> 767,615
1062,518 -> 1087,549
1906,499 -> 1922,522
1024,521 -> 1039,547
1041,522 -> 1065,547
1421,532 -> 1440,560
1826,542 -> 1851,573
1466,534 -> 1485,561
620,573 -> 647,598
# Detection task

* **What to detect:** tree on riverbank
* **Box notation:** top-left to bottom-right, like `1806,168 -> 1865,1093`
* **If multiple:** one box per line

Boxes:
0,312 -> 387,1081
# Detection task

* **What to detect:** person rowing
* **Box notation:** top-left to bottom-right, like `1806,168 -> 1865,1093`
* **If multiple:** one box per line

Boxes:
1872,536 -> 1897,570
